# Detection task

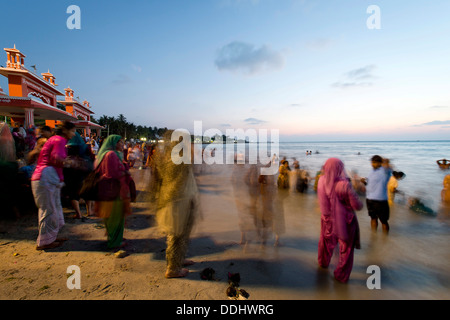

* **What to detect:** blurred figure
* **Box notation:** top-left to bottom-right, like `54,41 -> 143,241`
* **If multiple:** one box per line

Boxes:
272,188 -> 287,247
437,159 -> 450,170
232,163 -> 257,245
387,171 -> 405,206
123,141 -> 129,163
141,142 -> 148,167
258,164 -> 286,247
27,137 -> 47,168
63,132 -> 95,219
317,158 -> 363,283
271,153 -> 278,164
127,143 -> 135,167
36,125 -> 53,140
94,135 -> 132,250
294,162 -> 310,193
18,124 -> 27,139
277,160 -> 290,189
408,197 -> 436,217
258,171 -> 276,245
362,155 -> 392,234
90,139 -> 99,155
24,127 -> 37,153
0,123 -> 17,162
31,121 -> 76,250
314,169 -> 322,193
0,122 -> 21,219
439,175 -> 450,217
19,135 -> 48,180
12,127 -> 25,159
152,131 -> 200,278
146,144 -> 157,172
442,174 -> 450,203
244,164 -> 261,244
350,170 -> 366,196
128,144 -> 142,168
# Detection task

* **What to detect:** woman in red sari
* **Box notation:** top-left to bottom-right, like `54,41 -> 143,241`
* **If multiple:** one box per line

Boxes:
94,135 -> 132,249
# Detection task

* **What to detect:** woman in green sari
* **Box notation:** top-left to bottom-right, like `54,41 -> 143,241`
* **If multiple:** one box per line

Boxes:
94,135 -> 132,249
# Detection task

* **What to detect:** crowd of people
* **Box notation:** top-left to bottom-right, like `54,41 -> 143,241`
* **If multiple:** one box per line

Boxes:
0,122 -> 158,250
1,121 -> 449,282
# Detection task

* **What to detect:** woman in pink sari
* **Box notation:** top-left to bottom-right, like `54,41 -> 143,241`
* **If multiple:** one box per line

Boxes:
31,121 -> 76,250
317,158 -> 363,283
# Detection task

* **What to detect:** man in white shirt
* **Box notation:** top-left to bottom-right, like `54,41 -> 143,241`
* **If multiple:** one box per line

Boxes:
362,155 -> 392,234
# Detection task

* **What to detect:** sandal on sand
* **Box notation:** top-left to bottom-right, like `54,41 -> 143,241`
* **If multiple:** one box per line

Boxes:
165,268 -> 189,278
36,241 -> 63,251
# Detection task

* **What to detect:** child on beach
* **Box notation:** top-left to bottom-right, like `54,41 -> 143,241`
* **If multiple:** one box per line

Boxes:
387,171 -> 405,206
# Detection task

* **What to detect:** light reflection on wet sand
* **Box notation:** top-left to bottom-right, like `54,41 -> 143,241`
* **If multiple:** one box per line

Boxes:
187,163 -> 450,300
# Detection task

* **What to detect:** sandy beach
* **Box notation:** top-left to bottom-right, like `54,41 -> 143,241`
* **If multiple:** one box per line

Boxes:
1,163 -> 449,300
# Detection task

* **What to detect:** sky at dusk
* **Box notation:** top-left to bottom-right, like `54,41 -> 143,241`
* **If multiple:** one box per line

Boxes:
1,0 -> 449,141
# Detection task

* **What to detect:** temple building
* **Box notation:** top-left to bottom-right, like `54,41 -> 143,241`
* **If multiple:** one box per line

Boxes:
0,45 -> 102,136
0,45 -> 76,127
52,87 -> 103,137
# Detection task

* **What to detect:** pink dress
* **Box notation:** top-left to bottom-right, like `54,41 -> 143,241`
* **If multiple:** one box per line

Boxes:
317,158 -> 363,283
32,135 -> 68,182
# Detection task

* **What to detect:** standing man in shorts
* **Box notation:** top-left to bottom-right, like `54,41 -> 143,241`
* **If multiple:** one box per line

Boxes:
362,155 -> 392,234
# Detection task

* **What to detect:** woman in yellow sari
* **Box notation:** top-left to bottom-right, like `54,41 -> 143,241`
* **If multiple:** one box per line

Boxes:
151,131 -> 200,278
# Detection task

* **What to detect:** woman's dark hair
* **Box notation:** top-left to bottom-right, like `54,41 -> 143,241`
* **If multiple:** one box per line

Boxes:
393,171 -> 405,179
61,121 -> 75,130
40,125 -> 52,132
55,121 -> 75,136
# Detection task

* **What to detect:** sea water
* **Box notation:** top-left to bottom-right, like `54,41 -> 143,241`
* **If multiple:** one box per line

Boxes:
204,140 -> 450,212
277,141 -> 450,212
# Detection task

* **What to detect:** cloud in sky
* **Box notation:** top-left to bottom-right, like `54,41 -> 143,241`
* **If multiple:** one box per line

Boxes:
111,74 -> 133,85
131,64 -> 142,73
220,0 -> 261,7
332,64 -> 376,89
306,38 -> 334,50
412,120 -> 450,127
429,105 -> 448,109
215,41 -> 284,75
420,120 -> 450,126
244,117 -> 267,125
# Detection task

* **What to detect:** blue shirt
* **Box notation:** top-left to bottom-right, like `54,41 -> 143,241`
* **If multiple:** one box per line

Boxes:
366,167 -> 392,201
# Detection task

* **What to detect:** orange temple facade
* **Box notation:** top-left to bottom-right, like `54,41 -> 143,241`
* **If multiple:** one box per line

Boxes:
0,45 -> 102,137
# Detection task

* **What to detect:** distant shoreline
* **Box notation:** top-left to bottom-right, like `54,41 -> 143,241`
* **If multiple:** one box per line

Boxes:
199,140 -> 450,144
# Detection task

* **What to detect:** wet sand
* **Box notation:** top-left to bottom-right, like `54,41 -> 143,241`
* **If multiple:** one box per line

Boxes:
1,164 -> 449,300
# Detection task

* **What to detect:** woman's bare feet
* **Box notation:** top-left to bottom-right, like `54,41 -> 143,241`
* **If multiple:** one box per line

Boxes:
165,268 -> 189,278
36,241 -> 63,250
